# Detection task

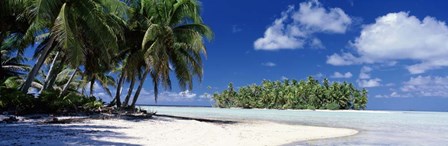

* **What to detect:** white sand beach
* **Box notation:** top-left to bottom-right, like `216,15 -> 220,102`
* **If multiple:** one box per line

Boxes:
0,116 -> 357,146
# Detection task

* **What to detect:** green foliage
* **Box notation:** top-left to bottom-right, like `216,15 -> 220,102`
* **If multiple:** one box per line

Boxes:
38,89 -> 103,113
0,87 -> 36,114
325,103 -> 340,110
0,87 -> 103,115
1,0 -> 212,112
212,77 -> 368,110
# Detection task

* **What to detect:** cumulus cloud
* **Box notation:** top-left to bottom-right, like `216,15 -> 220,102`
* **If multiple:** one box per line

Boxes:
377,76 -> 448,98
330,72 -> 353,78
254,0 -> 351,50
359,66 -> 372,79
400,76 -> 448,97
326,52 -> 369,66
112,88 -> 206,104
310,38 -> 325,49
178,90 -> 197,98
261,62 -> 277,67
292,0 -> 352,33
328,12 -> 448,74
375,92 -> 411,98
356,66 -> 381,88
254,6 -> 305,50
357,78 -> 381,88
199,93 -> 213,100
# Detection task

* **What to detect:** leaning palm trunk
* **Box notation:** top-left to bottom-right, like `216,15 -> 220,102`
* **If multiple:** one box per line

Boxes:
89,78 -> 95,97
122,77 -> 136,107
40,51 -> 59,93
114,72 -> 125,107
130,69 -> 149,109
0,52 -> 2,76
60,68 -> 78,97
0,34 -> 4,74
20,39 -> 54,93
46,59 -> 64,91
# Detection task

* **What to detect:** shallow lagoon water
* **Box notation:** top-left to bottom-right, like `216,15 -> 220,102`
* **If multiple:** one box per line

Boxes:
142,106 -> 448,145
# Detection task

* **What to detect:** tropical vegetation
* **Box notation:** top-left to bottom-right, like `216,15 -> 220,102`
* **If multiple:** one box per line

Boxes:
0,0 -> 211,114
212,77 -> 368,110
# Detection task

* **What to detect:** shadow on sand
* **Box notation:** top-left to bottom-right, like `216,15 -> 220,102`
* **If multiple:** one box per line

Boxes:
0,123 -> 139,145
0,114 -> 238,145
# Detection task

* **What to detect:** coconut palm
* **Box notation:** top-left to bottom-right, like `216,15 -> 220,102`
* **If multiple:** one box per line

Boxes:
119,0 -> 213,108
20,0 -> 128,94
0,48 -> 30,83
0,0 -> 33,82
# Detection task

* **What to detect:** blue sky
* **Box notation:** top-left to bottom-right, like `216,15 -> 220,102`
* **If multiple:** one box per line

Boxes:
26,0 -> 448,111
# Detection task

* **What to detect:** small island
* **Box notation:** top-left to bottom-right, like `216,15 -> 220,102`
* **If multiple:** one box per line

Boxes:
213,77 -> 368,110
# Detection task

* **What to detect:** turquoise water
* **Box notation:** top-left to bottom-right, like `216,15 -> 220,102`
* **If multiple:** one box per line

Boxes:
142,106 -> 448,145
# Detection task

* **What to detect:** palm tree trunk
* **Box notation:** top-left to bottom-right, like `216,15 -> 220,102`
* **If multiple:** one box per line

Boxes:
46,56 -> 65,91
0,50 -> 3,80
60,68 -> 78,97
89,78 -> 95,97
114,72 -> 125,107
20,39 -> 54,93
40,51 -> 59,93
122,77 -> 136,107
0,34 -> 4,75
130,69 -> 150,108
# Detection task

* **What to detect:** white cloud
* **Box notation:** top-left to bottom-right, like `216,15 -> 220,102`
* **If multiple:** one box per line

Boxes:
400,76 -> 448,97
199,93 -> 213,100
357,78 -> 381,88
326,53 -> 365,66
254,0 -> 351,50
330,72 -> 352,78
377,76 -> 448,98
375,92 -> 411,98
310,38 -> 325,49
178,90 -> 197,98
281,76 -> 289,80
327,12 -> 448,74
292,0 -> 352,33
262,62 -> 277,67
385,83 -> 395,87
254,6 -> 305,50
356,66 -> 381,88
359,66 -> 372,79
115,88 -> 207,104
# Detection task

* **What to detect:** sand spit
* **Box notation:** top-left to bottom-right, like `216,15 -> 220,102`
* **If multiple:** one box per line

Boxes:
0,116 -> 357,146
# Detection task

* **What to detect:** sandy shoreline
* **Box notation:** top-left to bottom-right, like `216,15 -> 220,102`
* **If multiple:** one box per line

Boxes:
0,116 -> 357,146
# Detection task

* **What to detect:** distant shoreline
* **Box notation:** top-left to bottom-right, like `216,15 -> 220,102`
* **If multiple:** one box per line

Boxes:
139,105 -> 448,113
136,104 -> 212,107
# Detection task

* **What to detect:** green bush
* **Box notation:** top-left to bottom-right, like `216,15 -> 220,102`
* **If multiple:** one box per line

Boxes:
325,102 -> 340,110
306,105 -> 316,110
0,87 -> 36,114
0,87 -> 104,115
38,90 -> 103,113
84,100 -> 103,109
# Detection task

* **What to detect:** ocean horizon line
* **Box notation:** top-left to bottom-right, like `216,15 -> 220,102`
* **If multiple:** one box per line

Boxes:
136,105 -> 448,113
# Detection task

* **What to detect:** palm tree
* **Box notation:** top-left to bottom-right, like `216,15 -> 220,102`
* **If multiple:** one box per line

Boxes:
123,0 -> 213,108
20,0 -> 128,94
0,47 -> 30,83
1,0 -> 33,82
